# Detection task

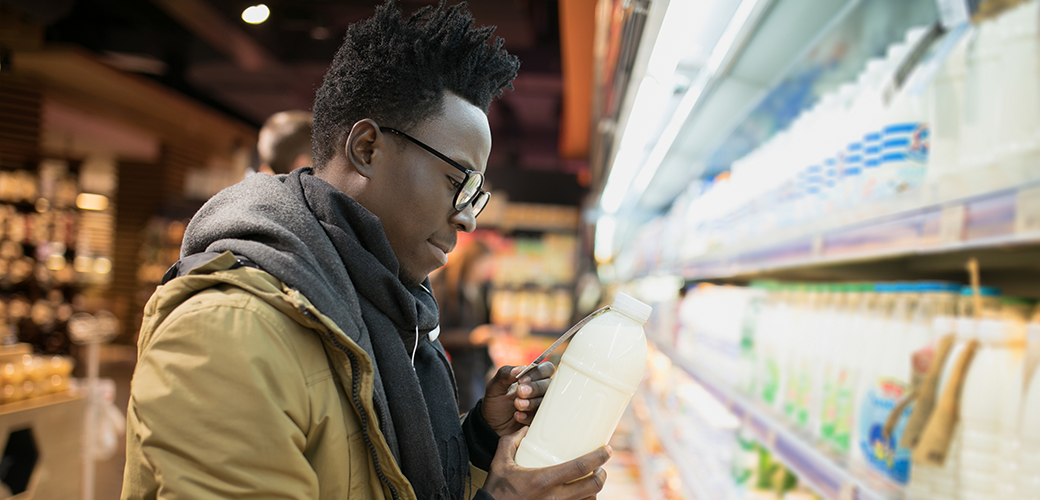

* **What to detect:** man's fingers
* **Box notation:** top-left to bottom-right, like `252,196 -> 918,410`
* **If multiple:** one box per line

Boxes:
567,467 -> 607,499
499,426 -> 529,460
562,445 -> 611,480
531,361 -> 555,380
514,396 -> 542,412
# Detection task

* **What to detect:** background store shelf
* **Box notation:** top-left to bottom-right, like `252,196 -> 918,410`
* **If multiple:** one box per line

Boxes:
631,181 -> 1040,292
654,342 -> 904,500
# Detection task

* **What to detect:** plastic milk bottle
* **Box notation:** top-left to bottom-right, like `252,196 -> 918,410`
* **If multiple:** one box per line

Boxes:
1019,319 -> 1040,498
514,293 -> 650,468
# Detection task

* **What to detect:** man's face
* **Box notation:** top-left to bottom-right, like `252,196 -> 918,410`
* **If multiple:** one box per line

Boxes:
365,92 -> 492,286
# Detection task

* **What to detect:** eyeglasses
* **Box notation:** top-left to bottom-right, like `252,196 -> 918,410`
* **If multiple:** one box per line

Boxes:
381,126 -> 490,217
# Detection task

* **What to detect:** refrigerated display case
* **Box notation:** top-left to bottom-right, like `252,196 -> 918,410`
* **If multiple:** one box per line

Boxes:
590,0 -> 1040,498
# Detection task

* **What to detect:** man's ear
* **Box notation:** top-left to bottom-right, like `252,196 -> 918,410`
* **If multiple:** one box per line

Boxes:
344,119 -> 382,179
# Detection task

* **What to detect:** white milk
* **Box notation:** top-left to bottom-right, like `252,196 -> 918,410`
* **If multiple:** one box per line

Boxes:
514,293 -> 650,468
1020,324 -> 1040,499
958,20 -> 1001,193
906,313 -> 952,496
833,284 -> 874,459
957,319 -> 1021,500
856,282 -> 916,484
925,318 -> 978,500
926,27 -> 969,201
851,284 -> 892,474
995,301 -> 1030,500
997,0 -> 1040,189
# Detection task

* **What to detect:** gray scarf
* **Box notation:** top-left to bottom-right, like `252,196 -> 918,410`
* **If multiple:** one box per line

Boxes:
181,168 -> 467,500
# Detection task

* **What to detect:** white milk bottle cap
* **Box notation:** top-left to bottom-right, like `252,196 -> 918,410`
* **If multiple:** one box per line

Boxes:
976,319 -> 1007,343
612,292 -> 652,324
956,318 -> 978,340
933,315 -> 955,336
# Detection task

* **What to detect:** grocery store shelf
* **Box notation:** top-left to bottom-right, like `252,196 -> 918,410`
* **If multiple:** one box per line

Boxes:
656,345 -> 904,500
633,393 -> 728,500
629,417 -> 665,500
636,181 -> 1040,283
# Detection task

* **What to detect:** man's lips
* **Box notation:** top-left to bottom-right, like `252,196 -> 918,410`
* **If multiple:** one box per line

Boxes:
428,239 -> 452,266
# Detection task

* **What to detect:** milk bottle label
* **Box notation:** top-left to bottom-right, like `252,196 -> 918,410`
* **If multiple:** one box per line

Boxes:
822,368 -> 853,447
760,355 -> 780,405
881,122 -> 930,195
832,381 -> 856,452
858,377 -> 913,483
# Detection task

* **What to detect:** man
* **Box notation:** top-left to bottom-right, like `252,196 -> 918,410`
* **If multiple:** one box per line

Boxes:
121,2 -> 610,499
257,110 -> 313,175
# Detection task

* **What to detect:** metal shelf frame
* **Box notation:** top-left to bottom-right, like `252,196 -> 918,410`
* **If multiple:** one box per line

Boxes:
653,343 -> 906,500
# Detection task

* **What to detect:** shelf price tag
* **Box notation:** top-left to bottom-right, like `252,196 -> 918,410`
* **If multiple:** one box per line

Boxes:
1015,186 -> 1040,235
939,204 -> 966,245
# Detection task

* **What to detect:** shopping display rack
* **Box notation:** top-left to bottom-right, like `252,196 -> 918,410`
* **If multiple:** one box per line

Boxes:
649,180 -> 1040,283
657,342 -> 903,500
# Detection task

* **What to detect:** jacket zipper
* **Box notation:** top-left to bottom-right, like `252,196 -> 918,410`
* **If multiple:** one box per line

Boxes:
302,308 -> 402,500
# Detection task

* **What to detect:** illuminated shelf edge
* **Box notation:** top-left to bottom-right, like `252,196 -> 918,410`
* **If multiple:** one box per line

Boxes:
625,181 -> 1040,281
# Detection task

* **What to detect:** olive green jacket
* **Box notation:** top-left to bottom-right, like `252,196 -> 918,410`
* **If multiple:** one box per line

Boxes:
122,252 -> 488,499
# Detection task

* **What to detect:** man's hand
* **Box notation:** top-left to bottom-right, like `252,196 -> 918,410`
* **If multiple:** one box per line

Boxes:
482,362 -> 555,436
482,427 -> 610,500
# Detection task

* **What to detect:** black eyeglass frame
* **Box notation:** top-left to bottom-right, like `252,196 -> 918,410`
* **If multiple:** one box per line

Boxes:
381,126 -> 490,216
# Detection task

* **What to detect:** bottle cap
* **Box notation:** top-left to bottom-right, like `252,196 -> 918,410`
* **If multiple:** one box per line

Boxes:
933,315 -> 955,335
976,319 -> 1008,343
961,285 -> 1001,297
955,318 -> 977,339
612,292 -> 652,324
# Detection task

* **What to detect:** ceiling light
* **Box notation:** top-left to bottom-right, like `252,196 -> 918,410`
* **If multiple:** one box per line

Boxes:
242,4 -> 270,25
594,215 -> 616,263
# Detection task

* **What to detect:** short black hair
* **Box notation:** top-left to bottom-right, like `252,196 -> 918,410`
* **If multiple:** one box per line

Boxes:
312,0 -> 520,169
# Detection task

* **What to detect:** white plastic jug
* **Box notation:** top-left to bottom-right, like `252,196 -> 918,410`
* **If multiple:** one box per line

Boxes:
958,319 -> 1022,500
1018,324 -> 1040,499
514,293 -> 651,468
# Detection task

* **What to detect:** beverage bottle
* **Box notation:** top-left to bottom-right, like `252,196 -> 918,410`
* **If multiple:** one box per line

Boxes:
819,284 -> 850,445
514,293 -> 650,468
958,20 -> 1001,193
764,284 -> 793,411
927,27 -> 970,201
995,298 -> 1032,500
850,283 -> 894,475
857,282 -> 917,484
958,318 -> 1025,500
1019,315 -> 1040,498
833,283 -> 875,458
998,0 -> 1040,189
904,282 -> 959,498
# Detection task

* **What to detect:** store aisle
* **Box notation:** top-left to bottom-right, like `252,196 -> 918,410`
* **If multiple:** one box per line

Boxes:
600,410 -> 650,500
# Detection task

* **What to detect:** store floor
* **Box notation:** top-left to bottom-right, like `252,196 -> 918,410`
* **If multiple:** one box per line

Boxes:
91,347 -> 646,499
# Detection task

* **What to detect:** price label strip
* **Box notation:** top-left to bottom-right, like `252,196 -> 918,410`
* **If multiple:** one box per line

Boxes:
1016,185 -> 1040,235
939,204 -> 966,245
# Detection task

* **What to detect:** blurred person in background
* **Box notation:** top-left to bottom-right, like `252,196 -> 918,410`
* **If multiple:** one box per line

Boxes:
122,1 -> 610,499
257,110 -> 313,175
432,238 -> 502,412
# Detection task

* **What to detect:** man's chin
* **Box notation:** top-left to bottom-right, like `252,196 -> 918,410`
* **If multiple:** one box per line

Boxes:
399,267 -> 430,288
